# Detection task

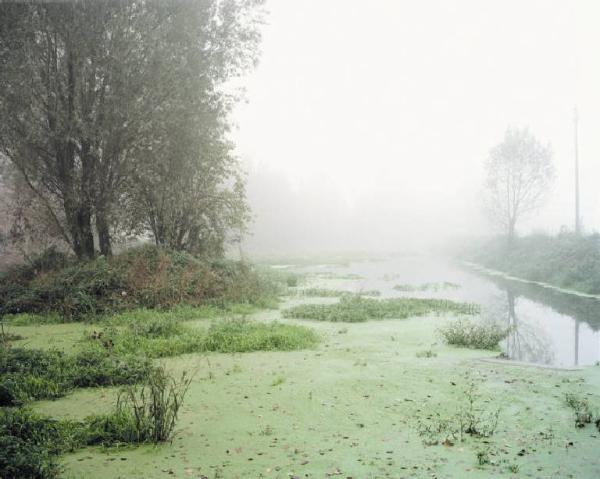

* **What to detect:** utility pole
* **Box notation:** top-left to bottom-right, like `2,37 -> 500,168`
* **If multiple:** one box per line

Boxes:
574,106 -> 581,234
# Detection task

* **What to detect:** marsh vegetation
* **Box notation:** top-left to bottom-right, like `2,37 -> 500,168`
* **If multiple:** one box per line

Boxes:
282,295 -> 479,322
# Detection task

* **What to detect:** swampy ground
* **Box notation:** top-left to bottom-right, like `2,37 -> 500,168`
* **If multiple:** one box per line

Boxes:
11,261 -> 600,479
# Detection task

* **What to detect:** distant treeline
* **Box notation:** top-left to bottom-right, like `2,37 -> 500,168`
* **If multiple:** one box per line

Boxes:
462,233 -> 600,295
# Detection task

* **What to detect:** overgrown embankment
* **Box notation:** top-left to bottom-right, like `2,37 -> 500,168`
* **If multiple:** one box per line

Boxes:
0,245 -> 278,320
462,233 -> 600,295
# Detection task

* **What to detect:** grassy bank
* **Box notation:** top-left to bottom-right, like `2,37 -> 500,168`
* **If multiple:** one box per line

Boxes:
463,233 -> 600,295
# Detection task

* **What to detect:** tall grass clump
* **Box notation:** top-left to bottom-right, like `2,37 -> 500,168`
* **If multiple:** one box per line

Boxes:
110,367 -> 192,444
282,296 -> 479,322
437,318 -> 508,350
82,367 -> 193,446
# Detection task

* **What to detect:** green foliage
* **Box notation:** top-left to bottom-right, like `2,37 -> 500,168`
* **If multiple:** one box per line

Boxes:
282,295 -> 479,322
0,245 -> 277,320
0,407 -> 89,479
465,233 -> 600,295
89,318 -> 204,359
0,347 -> 150,406
202,319 -> 320,353
437,318 -> 508,350
86,315 -> 319,358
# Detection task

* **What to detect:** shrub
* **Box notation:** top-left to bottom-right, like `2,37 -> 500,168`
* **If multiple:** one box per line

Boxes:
0,433 -> 60,479
0,245 -> 277,320
564,393 -> 599,429
416,374 -> 500,445
282,295 -> 479,322
437,318 -> 508,350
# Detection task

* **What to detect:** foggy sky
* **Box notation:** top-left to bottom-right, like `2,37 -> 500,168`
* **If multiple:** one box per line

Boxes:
232,0 -> 600,254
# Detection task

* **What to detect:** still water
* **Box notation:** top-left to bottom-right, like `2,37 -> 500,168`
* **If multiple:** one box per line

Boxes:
296,255 -> 600,368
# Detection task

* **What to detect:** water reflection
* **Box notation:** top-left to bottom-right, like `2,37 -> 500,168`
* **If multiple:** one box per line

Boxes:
480,274 -> 600,368
295,256 -> 600,367
503,291 -> 555,365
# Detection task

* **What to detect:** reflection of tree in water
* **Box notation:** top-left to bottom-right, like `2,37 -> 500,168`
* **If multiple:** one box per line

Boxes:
502,290 -> 555,365
470,269 -> 600,366
489,275 -> 600,331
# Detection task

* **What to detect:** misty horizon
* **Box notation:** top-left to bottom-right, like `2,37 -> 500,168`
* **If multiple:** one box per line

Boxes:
234,0 -> 600,255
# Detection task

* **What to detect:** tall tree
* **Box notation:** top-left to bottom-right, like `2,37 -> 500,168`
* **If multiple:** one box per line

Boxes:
0,0 -> 263,259
126,0 -> 260,256
484,127 -> 554,241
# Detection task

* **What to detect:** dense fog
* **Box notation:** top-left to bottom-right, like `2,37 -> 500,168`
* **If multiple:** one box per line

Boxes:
234,0 -> 600,255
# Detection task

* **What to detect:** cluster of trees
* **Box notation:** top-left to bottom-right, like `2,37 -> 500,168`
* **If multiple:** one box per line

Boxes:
0,0 -> 264,260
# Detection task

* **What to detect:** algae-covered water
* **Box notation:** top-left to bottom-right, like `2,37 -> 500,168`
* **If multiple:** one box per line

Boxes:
15,255 -> 600,478
293,255 -> 600,368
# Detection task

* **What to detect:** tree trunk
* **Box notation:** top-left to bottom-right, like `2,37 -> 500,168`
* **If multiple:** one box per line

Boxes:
96,209 -> 112,256
77,206 -> 95,260
65,200 -> 95,260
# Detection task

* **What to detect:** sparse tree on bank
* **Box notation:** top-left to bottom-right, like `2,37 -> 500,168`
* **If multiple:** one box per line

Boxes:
484,127 -> 554,241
